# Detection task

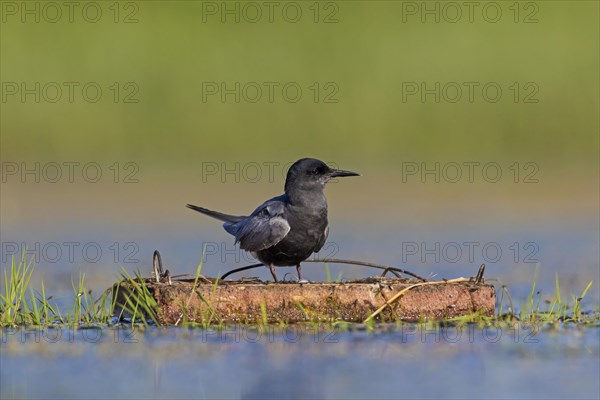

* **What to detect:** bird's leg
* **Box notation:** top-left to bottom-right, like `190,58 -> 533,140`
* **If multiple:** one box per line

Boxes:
296,264 -> 302,281
269,264 -> 279,283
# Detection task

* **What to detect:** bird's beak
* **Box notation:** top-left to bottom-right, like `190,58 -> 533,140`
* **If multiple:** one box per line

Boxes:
329,169 -> 360,178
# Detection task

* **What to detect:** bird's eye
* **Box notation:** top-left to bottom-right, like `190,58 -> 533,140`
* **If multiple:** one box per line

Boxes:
310,168 -> 319,175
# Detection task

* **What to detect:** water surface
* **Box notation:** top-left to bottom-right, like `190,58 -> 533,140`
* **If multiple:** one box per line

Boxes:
2,324 -> 599,399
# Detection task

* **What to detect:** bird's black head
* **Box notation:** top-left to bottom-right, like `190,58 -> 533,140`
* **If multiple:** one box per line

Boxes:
284,158 -> 359,194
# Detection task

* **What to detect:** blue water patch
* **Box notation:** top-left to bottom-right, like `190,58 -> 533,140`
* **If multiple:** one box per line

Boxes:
1,325 -> 598,399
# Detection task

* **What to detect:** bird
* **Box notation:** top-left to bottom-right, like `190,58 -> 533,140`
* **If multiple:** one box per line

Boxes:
186,158 -> 359,282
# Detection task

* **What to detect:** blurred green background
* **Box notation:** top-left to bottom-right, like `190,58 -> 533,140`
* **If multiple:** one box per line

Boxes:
1,1 -> 598,172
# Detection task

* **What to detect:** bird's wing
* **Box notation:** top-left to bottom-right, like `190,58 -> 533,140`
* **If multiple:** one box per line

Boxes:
314,224 -> 329,253
233,199 -> 291,252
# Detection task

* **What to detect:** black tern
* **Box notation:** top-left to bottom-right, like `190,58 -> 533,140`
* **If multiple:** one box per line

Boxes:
187,158 -> 359,282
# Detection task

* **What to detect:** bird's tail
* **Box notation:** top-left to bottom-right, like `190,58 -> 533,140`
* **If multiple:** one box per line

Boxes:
186,204 -> 246,223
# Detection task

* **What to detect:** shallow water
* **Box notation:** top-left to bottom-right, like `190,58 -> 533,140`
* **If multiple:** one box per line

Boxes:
2,215 -> 599,399
1,324 -> 599,399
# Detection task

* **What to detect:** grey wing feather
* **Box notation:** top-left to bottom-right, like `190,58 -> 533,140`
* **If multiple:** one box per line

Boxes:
229,199 -> 290,252
314,224 -> 329,253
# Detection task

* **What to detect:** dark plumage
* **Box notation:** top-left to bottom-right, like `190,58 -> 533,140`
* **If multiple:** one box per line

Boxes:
186,158 -> 359,282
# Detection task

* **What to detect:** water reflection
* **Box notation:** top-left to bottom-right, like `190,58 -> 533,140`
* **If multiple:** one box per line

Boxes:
1,325 -> 598,399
